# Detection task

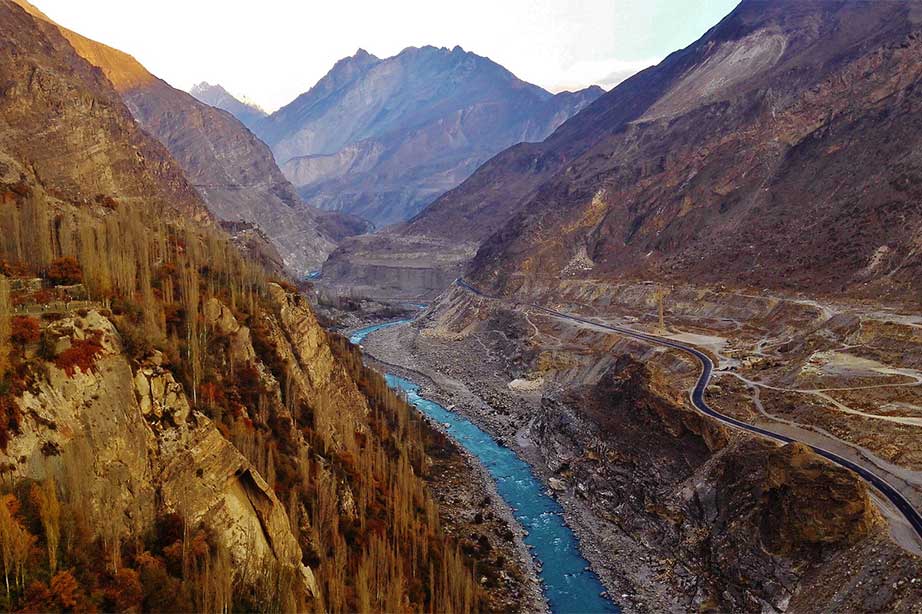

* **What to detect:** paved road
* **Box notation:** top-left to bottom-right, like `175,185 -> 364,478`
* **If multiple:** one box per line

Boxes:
455,278 -> 922,542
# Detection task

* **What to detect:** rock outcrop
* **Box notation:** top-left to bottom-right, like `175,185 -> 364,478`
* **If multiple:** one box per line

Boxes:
5,307 -> 317,598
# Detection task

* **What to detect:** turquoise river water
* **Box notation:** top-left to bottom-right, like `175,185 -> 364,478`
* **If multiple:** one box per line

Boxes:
350,320 -> 619,614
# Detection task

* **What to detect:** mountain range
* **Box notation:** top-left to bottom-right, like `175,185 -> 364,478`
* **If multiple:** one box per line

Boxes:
329,0 -> 922,303
209,47 -> 603,226
3,0 -> 922,612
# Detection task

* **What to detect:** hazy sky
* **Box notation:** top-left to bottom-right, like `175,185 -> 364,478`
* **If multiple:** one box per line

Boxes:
35,0 -> 740,112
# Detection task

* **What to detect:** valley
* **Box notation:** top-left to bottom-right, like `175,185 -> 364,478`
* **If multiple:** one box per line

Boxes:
335,276 -> 922,611
2,0 -> 922,611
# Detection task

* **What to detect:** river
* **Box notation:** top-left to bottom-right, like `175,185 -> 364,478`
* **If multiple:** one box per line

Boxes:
350,320 -> 619,614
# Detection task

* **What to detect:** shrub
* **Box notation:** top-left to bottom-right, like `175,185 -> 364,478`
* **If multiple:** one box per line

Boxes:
54,333 -> 104,377
46,257 -> 83,286
117,320 -> 153,363
10,316 -> 41,347
32,288 -> 56,305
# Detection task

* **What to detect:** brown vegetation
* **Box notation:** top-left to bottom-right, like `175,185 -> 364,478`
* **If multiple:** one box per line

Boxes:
0,157 -> 483,610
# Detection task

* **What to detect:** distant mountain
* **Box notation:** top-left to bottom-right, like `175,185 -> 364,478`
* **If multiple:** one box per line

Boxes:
13,0 -> 344,277
190,81 -> 267,132
255,46 -> 603,226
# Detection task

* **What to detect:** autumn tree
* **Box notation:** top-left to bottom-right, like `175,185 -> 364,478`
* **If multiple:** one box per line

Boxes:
10,317 -> 40,349
0,276 -> 9,379
105,568 -> 142,612
49,570 -> 80,609
0,494 -> 17,598
0,494 -> 33,599
46,257 -> 82,286
30,479 -> 61,574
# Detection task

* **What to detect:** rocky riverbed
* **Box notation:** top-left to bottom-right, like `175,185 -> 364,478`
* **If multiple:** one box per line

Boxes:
349,298 -> 922,612
355,321 -> 682,613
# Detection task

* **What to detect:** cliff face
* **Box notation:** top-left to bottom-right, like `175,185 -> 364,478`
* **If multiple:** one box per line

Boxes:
404,0 -> 922,302
12,0 -> 341,277
256,46 -> 603,226
7,308 -> 317,600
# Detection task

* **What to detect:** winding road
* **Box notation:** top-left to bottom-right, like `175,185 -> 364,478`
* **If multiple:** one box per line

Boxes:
455,278 -> 922,543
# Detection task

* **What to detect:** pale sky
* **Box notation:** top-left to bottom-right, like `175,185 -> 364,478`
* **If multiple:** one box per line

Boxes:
34,0 -> 740,112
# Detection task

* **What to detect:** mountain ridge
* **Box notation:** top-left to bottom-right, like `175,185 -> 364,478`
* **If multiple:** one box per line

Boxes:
189,81 -> 268,132
248,45 -> 603,226
393,0 -> 922,302
12,0 -> 344,277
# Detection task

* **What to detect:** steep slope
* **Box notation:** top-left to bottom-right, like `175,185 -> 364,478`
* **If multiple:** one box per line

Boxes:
189,81 -> 267,132
0,2 -> 206,224
14,0 -> 340,277
258,46 -> 603,226
412,0 -> 922,302
0,3 -> 496,611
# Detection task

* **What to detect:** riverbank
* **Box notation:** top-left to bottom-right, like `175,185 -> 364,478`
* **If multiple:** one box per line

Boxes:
351,327 -> 548,613
354,322 -> 679,613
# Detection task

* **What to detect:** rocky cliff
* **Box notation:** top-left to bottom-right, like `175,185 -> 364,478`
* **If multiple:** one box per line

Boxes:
255,46 -> 603,226
7,307 -> 317,605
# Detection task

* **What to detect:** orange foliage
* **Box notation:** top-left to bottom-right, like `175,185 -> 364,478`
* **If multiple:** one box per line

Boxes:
53,333 -> 104,377
10,316 -> 40,347
49,570 -> 81,609
199,381 -> 225,407
31,288 -> 56,305
46,257 -> 83,286
105,568 -> 143,612
19,581 -> 55,613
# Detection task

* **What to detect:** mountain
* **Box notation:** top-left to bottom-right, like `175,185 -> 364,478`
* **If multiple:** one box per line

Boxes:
389,0 -> 922,302
189,81 -> 267,132
0,2 -> 519,610
0,1 -> 206,224
255,46 -> 603,226
13,0 -> 342,277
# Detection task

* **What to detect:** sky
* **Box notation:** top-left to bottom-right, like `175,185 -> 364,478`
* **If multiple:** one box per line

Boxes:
35,0 -> 740,112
